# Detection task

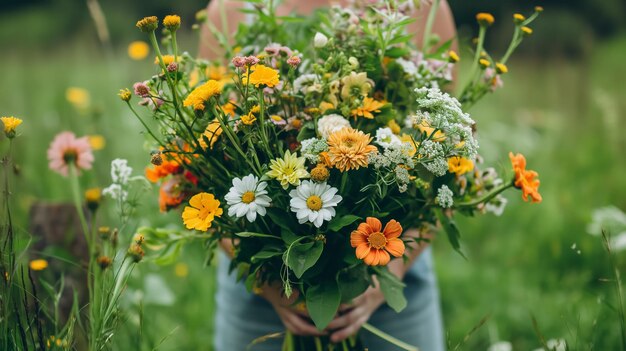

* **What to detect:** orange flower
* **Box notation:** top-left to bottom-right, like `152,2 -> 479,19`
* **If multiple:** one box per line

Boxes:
159,177 -> 186,212
509,152 -> 542,203
350,217 -> 405,266
327,128 -> 378,172
351,97 -> 386,119
145,160 -> 182,183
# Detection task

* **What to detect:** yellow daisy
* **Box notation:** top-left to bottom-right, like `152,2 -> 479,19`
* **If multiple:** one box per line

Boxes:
182,193 -> 223,231
266,150 -> 310,189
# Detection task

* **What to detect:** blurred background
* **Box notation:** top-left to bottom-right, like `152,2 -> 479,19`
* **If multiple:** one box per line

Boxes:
1,0 -> 625,349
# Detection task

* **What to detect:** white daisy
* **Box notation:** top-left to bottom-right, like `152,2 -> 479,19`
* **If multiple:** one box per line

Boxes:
289,180 -> 342,228
225,174 -> 272,222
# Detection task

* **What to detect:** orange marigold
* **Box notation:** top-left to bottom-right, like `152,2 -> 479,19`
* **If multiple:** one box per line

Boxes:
509,152 -> 542,203
350,217 -> 405,266
327,128 -> 378,172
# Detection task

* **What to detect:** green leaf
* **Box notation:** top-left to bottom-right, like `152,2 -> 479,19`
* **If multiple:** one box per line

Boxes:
281,228 -> 300,245
154,242 -> 182,266
267,207 -> 298,233
306,282 -> 341,330
385,47 -> 409,58
434,208 -> 466,258
372,266 -> 407,313
235,231 -> 281,239
388,34 -> 414,46
337,265 -> 371,302
285,241 -> 324,278
251,249 -> 283,263
327,215 -> 362,232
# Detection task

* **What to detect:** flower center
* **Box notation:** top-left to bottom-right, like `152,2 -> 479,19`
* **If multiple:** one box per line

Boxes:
306,195 -> 323,211
63,149 -> 78,164
368,232 -> 387,249
241,191 -> 256,204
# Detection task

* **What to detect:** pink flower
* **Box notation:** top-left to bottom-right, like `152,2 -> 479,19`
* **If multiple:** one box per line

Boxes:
286,56 -> 301,68
484,68 -> 503,91
232,56 -> 246,68
47,131 -> 94,176
133,82 -> 150,97
264,43 -> 281,56
245,56 -> 260,66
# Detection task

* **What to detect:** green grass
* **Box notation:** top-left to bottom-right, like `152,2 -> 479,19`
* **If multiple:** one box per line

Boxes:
2,30 -> 626,350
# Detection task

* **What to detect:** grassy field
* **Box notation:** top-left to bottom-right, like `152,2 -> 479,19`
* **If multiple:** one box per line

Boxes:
2,30 -> 626,350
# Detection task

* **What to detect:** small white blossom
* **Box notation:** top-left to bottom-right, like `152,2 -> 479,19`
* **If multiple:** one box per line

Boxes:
102,184 -> 128,202
224,174 -> 272,222
375,127 -> 401,148
289,180 -> 342,228
314,32 -> 328,48
110,158 -> 132,185
485,195 -> 508,216
487,341 -> 512,351
293,74 -> 320,94
546,339 -> 567,351
300,137 -> 329,163
436,185 -> 454,208
317,114 -> 351,139
396,58 -> 418,77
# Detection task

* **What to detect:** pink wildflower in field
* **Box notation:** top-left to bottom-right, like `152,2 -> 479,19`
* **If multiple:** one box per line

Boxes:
484,68 -> 504,91
47,131 -> 94,176
133,81 -> 150,97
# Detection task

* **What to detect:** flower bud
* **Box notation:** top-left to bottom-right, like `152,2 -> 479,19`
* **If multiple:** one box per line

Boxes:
150,150 -> 163,165
476,13 -> 495,26
128,243 -> 145,263
85,188 -> 102,211
163,15 -> 181,32
118,88 -> 131,102
447,50 -> 460,63
136,16 -> 158,32
314,32 -> 328,48
97,256 -> 112,270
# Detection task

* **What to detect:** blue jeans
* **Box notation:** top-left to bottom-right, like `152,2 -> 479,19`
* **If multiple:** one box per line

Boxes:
214,248 -> 444,351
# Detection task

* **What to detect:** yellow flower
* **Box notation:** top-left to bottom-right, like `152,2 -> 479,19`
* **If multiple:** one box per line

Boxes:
476,13 -> 495,26
163,15 -> 181,31
340,72 -> 371,99
495,63 -> 508,74
479,59 -> 491,68
29,259 -> 48,271
136,16 -> 158,32
266,150 -> 310,189
88,135 -> 105,150
245,65 -> 280,88
174,262 -> 189,277
118,88 -> 132,102
351,97 -> 386,119
310,163 -> 330,182
387,120 -> 401,134
513,13 -> 526,24
183,80 -> 222,110
85,187 -> 101,203
327,128 -> 378,172
199,119 -> 223,150
535,6 -> 544,13
448,50 -> 460,63
155,55 -> 177,66
66,87 -> 90,109
241,112 -> 257,125
447,156 -> 474,176
207,65 -> 232,84
182,192 -> 223,231
1,116 -> 22,138
220,100 -> 237,117
128,41 -> 150,60
521,26 -> 533,36
319,101 -> 335,113
416,120 -> 445,142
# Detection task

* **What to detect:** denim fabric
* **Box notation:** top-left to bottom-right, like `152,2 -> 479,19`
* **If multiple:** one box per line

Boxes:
213,248 -> 444,351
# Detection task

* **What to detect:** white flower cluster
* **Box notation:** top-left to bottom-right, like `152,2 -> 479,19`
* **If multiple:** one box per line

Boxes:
300,137 -> 329,163
103,158 -> 133,201
414,87 -> 479,159
436,185 -> 454,208
369,143 -> 415,193
418,140 -> 448,176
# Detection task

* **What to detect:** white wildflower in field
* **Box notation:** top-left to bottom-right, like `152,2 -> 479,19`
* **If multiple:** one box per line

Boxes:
436,185 -> 454,208
225,174 -> 272,222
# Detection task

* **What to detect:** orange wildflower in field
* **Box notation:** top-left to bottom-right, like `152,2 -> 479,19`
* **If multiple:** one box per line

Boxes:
350,217 -> 405,266
509,152 -> 542,203
145,160 -> 182,182
327,128 -> 377,172
182,193 -> 223,231
351,97 -> 385,119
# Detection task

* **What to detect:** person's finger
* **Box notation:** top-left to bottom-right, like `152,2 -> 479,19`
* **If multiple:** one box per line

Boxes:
338,303 -> 355,312
330,315 -> 368,342
286,313 -> 326,336
326,307 -> 362,330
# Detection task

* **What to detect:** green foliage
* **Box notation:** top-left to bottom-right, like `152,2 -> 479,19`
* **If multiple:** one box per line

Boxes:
305,281 -> 341,330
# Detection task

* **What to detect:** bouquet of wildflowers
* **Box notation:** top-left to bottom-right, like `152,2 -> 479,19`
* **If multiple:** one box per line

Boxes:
126,1 -> 542,349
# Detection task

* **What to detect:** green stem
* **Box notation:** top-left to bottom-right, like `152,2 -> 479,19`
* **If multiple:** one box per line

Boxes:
126,102 -> 164,146
500,28 -> 521,64
362,323 -> 418,351
454,182 -> 514,209
422,0 -> 441,53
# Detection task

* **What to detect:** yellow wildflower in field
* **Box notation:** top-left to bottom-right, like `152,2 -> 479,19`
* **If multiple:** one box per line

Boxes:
447,156 -> 474,176
319,101 -> 334,113
163,15 -> 181,31
66,87 -> 90,109
513,13 -> 526,24
387,120 -> 401,134
448,50 -> 460,63
183,80 -> 222,110
479,59 -> 491,68
267,150 -> 310,189
128,41 -> 149,60
88,135 -> 105,150
199,119 -> 223,150
85,188 -> 102,210
416,121 -> 445,142
327,128 -> 377,172
351,97 -> 385,119
118,88 -> 132,101
29,259 -> 48,271
155,55 -> 176,66
241,112 -> 257,125
399,134 -> 417,156
521,26 -> 533,36
182,192 -> 223,231
1,116 -> 22,138
136,16 -> 158,32
220,100 -> 237,117
476,13 -> 495,26
496,63 -> 508,74
245,64 -> 280,87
